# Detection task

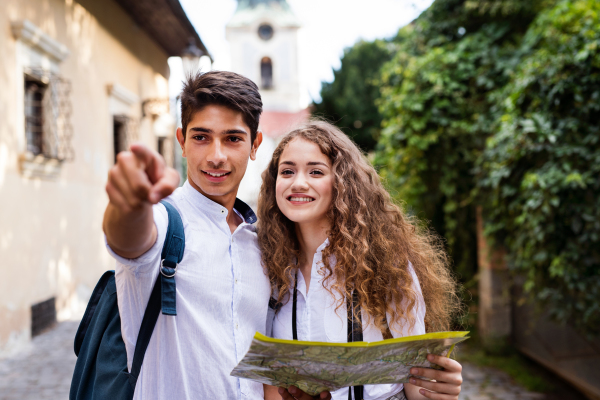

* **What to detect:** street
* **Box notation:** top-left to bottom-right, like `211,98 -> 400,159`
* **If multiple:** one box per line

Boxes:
0,321 -> 555,400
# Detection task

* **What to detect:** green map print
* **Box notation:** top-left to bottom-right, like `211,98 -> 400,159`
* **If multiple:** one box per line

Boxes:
231,331 -> 469,395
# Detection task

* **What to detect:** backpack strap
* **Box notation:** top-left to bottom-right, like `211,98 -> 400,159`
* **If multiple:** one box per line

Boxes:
128,200 -> 184,387
159,200 -> 185,315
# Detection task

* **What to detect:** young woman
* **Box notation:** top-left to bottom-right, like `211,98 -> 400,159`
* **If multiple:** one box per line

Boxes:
258,121 -> 463,400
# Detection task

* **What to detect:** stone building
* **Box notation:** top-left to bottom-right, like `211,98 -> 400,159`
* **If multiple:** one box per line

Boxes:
0,0 -> 208,356
226,0 -> 309,208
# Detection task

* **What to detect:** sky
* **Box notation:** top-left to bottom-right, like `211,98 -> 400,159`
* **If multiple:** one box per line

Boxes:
169,0 -> 435,103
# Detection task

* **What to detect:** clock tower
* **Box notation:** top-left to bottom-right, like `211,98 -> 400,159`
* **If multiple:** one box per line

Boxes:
226,0 -> 304,116
227,0 -> 309,208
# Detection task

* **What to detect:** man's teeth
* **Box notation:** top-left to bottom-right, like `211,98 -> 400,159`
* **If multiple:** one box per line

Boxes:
290,197 -> 314,202
206,171 -> 228,177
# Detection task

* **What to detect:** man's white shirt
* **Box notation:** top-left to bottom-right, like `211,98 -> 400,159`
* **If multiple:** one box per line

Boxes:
106,180 -> 271,400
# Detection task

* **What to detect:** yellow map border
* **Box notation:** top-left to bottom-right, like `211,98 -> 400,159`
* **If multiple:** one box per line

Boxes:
253,330 -> 470,359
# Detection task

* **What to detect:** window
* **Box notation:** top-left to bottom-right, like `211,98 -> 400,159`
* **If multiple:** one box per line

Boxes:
258,24 -> 274,41
113,115 -> 137,163
261,57 -> 273,90
24,77 -> 47,156
23,69 -> 73,161
157,137 -> 166,158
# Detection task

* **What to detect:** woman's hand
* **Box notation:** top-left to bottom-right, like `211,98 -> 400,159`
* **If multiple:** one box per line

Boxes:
278,386 -> 332,400
404,354 -> 463,400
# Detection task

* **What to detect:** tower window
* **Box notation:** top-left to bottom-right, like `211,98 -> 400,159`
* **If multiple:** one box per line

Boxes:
261,57 -> 273,90
258,24 -> 274,41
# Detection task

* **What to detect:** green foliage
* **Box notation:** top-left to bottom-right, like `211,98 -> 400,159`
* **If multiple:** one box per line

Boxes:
376,0 -> 600,335
478,0 -> 600,335
376,0 -> 542,280
313,40 -> 392,151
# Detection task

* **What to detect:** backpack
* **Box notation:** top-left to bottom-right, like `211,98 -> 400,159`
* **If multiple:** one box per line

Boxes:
70,201 -> 184,400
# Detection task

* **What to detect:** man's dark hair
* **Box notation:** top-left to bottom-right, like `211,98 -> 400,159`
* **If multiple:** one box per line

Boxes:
180,71 -> 263,143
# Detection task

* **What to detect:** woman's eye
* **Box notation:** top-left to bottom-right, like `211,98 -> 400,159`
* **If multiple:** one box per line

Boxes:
280,169 -> 294,175
310,170 -> 324,175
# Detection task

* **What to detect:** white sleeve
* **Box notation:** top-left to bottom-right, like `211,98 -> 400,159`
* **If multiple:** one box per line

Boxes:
387,261 -> 427,337
104,203 -> 169,273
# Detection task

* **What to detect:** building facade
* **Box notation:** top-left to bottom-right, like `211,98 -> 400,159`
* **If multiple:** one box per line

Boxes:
226,0 -> 309,208
0,0 -> 208,356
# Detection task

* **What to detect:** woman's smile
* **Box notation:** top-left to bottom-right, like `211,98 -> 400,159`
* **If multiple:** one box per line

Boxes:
287,195 -> 316,204
275,138 -> 333,226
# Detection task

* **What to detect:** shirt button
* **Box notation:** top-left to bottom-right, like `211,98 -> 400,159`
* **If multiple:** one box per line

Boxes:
221,209 -> 225,214
235,278 -> 238,284
235,323 -> 239,330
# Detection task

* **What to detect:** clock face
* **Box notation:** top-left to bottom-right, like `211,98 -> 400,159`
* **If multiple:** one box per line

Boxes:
258,24 -> 274,41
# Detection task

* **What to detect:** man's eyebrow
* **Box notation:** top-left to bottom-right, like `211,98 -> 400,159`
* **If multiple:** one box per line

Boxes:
224,129 -> 248,135
189,127 -> 211,133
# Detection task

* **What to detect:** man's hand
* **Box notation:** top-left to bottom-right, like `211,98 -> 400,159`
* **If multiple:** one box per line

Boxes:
106,143 -> 179,211
405,354 -> 463,400
104,143 -> 180,259
278,386 -> 332,400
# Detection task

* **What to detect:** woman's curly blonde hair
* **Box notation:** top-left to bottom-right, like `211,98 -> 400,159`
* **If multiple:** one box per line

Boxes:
257,121 -> 460,333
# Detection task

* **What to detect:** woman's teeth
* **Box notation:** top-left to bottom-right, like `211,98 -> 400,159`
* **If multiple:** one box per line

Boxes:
290,197 -> 314,202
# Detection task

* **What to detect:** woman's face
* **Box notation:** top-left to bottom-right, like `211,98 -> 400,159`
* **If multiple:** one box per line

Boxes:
276,138 -> 334,228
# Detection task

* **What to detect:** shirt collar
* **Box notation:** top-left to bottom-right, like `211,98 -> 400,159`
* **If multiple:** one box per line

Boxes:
316,238 -> 330,253
181,180 -> 257,224
234,198 -> 257,224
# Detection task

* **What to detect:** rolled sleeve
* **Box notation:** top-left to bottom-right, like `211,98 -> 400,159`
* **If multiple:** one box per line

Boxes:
105,203 -> 169,273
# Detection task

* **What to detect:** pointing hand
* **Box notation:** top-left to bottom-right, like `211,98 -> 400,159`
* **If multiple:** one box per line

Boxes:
106,143 -> 180,212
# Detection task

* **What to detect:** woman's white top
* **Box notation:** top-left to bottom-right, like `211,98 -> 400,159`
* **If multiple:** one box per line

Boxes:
272,239 -> 426,400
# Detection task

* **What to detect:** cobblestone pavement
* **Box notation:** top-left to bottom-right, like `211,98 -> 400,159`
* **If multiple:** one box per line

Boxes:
0,321 -> 78,400
459,363 -> 546,400
0,321 -> 563,400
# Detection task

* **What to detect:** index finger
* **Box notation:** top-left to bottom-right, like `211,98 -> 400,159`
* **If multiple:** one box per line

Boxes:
285,386 -> 323,400
130,143 -> 165,184
427,354 -> 462,372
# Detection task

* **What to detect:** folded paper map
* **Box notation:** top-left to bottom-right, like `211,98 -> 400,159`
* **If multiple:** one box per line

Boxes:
231,331 -> 469,395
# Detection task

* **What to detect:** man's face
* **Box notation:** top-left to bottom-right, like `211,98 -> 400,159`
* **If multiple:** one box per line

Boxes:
177,104 -> 262,206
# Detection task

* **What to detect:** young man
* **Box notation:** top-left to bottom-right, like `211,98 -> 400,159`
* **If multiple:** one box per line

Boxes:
103,71 -> 271,399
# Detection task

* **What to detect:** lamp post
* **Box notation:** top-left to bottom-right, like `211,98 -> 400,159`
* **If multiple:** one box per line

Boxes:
181,37 -> 203,76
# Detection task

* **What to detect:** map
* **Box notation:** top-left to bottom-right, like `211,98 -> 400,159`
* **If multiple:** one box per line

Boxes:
231,331 -> 469,395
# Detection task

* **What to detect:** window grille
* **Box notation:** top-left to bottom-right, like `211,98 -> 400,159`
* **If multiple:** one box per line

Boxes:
31,297 -> 56,337
24,68 -> 74,161
113,115 -> 138,163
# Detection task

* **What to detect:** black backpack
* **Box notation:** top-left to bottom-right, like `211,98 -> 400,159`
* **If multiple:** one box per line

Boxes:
70,201 -> 184,400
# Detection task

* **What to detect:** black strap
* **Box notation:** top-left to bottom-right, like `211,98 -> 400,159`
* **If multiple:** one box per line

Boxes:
347,289 -> 363,400
291,275 -> 363,399
292,271 -> 298,340
128,200 -> 185,385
